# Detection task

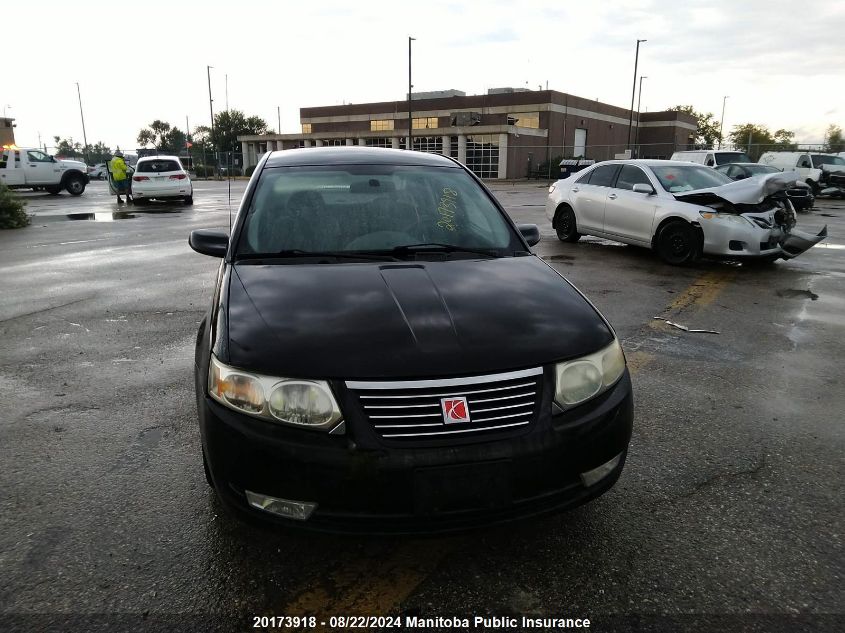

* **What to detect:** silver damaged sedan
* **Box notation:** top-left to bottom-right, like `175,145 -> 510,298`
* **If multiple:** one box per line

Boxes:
545,160 -> 827,265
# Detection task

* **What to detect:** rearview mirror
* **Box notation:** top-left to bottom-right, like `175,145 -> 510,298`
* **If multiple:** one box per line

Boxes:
518,224 -> 541,246
632,183 -> 655,195
189,229 -> 229,258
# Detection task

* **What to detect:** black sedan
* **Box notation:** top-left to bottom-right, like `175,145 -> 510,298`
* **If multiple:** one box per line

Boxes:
715,163 -> 815,211
189,148 -> 633,533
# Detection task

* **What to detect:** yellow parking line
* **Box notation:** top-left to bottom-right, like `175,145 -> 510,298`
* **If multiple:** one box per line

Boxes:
284,538 -> 461,617
660,269 -> 735,317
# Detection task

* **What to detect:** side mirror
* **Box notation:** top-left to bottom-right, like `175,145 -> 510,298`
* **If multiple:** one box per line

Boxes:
189,229 -> 229,258
50,156 -> 57,163
518,223 -> 541,247
632,183 -> 655,195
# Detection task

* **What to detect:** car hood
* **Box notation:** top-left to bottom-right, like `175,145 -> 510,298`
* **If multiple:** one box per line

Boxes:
59,158 -> 87,171
224,257 -> 614,379
674,171 -> 800,206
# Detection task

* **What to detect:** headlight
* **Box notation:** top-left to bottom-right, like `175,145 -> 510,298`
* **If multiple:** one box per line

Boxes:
554,339 -> 626,408
548,184 -> 556,193
698,210 -> 754,226
209,355 -> 343,431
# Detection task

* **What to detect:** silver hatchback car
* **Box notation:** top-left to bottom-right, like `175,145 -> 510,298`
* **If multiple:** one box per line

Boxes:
545,160 -> 826,265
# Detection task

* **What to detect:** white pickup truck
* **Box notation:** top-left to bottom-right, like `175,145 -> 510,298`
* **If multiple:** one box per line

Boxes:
0,145 -> 89,195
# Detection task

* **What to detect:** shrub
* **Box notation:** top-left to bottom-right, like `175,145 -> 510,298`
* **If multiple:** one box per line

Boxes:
193,164 -> 213,178
0,182 -> 29,229
245,165 -> 256,177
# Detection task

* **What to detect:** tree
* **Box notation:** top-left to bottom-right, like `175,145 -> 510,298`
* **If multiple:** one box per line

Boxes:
729,124 -> 774,160
667,105 -> 722,147
825,124 -> 844,153
208,110 -> 269,153
53,136 -> 83,159
137,119 -> 174,149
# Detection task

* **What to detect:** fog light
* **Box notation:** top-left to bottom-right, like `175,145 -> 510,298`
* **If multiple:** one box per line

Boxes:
245,490 -> 317,520
580,453 -> 623,487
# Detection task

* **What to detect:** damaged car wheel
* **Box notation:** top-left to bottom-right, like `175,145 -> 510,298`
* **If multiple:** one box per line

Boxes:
656,221 -> 700,266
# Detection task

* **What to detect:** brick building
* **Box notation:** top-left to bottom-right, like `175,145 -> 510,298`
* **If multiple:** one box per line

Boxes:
239,89 -> 697,179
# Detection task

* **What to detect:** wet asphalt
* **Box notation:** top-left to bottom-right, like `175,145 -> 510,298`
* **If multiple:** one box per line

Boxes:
0,179 -> 842,632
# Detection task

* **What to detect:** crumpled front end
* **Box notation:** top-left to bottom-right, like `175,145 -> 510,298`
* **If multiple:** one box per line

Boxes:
676,175 -> 827,260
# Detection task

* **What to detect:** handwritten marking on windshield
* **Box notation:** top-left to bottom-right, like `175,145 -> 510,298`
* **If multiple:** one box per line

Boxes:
436,187 -> 458,231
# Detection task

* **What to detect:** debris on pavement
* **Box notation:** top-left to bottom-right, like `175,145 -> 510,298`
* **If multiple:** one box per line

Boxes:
653,317 -> 720,334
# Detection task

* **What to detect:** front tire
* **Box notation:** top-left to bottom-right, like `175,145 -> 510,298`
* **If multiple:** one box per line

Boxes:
65,174 -> 86,196
554,206 -> 581,242
183,195 -> 194,205
656,221 -> 701,266
45,185 -> 61,195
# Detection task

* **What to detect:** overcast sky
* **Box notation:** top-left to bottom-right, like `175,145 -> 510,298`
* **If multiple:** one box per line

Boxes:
3,0 -> 843,153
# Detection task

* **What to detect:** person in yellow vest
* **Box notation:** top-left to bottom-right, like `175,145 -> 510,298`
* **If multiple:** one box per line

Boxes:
108,150 -> 132,204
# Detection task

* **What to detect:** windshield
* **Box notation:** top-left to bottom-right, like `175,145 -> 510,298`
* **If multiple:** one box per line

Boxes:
651,165 -> 733,193
811,155 -> 845,167
715,152 -> 752,165
236,165 -> 520,259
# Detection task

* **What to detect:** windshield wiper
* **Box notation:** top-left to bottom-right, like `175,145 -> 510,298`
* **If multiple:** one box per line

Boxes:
390,242 -> 502,258
237,249 -> 399,262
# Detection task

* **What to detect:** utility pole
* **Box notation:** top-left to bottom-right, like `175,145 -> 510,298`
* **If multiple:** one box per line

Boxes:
75,82 -> 90,165
277,106 -> 281,135
408,36 -> 415,149
634,76 -> 647,157
626,39 -> 647,152
207,65 -> 216,177
225,73 -> 229,112
718,96 -> 729,149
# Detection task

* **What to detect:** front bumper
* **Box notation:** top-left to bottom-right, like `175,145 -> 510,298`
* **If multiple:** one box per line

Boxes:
700,220 -> 827,259
199,369 -> 634,534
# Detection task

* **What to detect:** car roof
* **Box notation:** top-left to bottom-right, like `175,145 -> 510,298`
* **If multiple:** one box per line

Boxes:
264,147 -> 459,168
588,159 -> 714,168
136,155 -> 182,162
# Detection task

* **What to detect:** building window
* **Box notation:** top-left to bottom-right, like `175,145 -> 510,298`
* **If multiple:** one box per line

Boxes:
301,123 -> 312,134
412,117 -> 439,130
450,136 -> 459,159
508,112 -> 540,129
365,138 -> 393,148
320,139 -> 344,146
412,136 -> 443,154
370,119 -> 394,131
465,135 -> 499,179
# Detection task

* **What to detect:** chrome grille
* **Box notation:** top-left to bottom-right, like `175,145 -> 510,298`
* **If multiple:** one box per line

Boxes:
346,367 -> 542,443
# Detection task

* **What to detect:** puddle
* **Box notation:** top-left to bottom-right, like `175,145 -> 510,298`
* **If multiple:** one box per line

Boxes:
817,213 -> 838,217
66,212 -> 136,222
777,289 -> 819,300
543,254 -> 575,262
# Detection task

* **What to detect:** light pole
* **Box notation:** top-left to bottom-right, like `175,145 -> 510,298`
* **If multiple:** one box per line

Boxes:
277,106 -> 281,135
75,83 -> 90,165
718,95 -> 729,149
408,36 -> 415,150
207,65 -> 216,176
634,76 -> 647,157
626,39 -> 647,152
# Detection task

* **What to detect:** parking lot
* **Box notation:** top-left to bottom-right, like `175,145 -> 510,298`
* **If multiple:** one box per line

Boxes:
1,179 -> 843,632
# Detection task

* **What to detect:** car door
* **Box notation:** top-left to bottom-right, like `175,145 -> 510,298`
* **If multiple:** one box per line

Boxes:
25,150 -> 59,185
602,165 -> 659,245
568,164 -> 620,233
